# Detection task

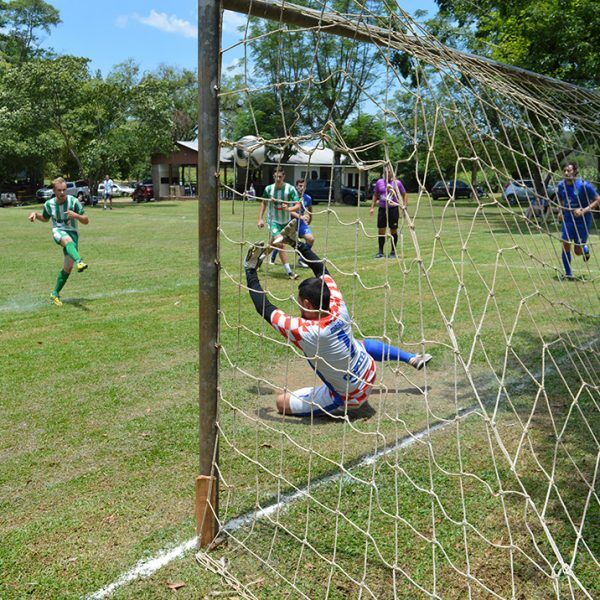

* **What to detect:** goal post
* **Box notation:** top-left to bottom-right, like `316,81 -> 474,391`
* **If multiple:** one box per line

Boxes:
197,0 -> 220,547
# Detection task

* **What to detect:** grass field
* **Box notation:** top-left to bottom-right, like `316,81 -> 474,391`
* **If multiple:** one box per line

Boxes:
1,197 -> 599,599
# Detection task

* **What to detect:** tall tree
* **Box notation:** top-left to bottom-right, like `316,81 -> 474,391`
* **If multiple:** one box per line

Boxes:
247,0 -> 383,199
432,0 -> 600,87
0,0 -> 61,64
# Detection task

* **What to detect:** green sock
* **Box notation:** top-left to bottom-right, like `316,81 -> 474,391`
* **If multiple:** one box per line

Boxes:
65,242 -> 81,263
53,269 -> 70,296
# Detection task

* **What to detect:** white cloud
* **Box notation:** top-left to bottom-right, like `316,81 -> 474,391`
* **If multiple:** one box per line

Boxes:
222,10 -> 247,33
135,10 -> 197,38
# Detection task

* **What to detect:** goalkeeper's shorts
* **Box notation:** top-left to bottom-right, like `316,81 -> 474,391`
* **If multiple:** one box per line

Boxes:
287,383 -> 369,417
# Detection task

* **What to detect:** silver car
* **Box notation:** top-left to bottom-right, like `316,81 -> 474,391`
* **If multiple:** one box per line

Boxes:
502,179 -> 555,206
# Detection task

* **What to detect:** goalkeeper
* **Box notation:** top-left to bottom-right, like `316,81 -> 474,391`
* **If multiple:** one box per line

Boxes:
244,237 -> 431,416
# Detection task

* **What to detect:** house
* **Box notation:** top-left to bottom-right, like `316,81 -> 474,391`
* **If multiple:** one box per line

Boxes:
151,139 -> 368,200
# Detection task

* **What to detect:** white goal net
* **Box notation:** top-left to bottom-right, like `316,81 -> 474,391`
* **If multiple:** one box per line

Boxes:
200,1 -> 600,597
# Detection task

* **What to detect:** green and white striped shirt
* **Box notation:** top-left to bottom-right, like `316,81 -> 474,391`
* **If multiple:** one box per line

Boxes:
262,182 -> 300,225
42,195 -> 85,232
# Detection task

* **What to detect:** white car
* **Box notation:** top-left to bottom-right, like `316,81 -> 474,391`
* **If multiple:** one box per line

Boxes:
98,182 -> 135,197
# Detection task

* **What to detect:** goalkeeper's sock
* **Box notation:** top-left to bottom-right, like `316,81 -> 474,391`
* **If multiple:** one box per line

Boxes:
283,263 -> 293,275
561,249 -> 572,277
65,242 -> 81,263
53,269 -> 70,296
363,338 -> 413,364
378,235 -> 385,255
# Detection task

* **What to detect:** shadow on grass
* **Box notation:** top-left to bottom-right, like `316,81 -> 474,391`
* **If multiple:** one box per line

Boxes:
62,297 -> 95,311
256,402 -> 377,425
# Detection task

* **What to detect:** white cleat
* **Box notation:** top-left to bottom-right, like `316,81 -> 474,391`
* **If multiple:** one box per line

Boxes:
410,353 -> 432,370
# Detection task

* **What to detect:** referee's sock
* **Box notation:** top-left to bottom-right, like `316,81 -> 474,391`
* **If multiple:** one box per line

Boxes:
562,249 -> 573,277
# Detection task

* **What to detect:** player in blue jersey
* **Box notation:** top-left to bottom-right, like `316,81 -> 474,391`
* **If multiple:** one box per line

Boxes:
556,163 -> 600,280
28,177 -> 90,306
269,179 -> 315,268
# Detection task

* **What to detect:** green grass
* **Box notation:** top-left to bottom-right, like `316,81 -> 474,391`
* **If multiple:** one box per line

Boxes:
0,197 -> 598,599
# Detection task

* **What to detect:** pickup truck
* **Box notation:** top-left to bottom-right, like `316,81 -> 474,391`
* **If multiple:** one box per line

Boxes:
36,180 -> 91,204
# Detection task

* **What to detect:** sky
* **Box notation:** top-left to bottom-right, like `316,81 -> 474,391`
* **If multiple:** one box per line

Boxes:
41,0 -> 440,76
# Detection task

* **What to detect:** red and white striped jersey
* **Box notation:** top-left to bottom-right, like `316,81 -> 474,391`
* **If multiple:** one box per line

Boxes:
270,275 -> 376,407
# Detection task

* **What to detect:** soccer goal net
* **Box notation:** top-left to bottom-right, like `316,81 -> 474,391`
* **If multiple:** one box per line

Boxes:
198,0 -> 600,597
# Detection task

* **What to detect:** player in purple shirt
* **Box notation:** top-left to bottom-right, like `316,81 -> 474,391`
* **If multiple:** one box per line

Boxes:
369,167 -> 408,258
556,162 -> 600,280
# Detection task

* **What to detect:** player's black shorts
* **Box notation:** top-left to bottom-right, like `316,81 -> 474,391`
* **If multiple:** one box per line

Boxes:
377,206 -> 399,229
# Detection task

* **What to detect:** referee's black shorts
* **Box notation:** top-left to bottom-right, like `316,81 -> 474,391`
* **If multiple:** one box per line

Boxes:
377,205 -> 399,229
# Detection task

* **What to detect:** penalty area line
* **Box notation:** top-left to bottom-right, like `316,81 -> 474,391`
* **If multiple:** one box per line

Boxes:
86,336 -> 599,599
85,405 -> 478,599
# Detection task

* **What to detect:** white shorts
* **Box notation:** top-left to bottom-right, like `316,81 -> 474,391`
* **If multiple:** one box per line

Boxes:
288,383 -> 368,416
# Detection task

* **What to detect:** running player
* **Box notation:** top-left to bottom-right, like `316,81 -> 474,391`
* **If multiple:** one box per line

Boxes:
244,241 -> 432,416
556,162 -> 600,280
258,167 -> 301,280
28,177 -> 89,306
269,178 -> 315,268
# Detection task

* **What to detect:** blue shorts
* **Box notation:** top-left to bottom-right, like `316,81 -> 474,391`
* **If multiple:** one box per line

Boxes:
298,219 -> 312,239
561,214 -> 592,245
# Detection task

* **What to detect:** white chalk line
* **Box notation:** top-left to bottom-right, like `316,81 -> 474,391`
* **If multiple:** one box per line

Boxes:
85,335 -> 599,599
85,407 -> 477,600
0,281 -> 196,315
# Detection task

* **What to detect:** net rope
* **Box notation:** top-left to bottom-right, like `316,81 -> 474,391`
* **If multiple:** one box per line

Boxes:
204,1 -> 600,597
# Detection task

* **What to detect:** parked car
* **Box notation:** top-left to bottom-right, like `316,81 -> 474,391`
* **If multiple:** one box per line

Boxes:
431,180 -> 479,199
98,182 -> 135,197
304,179 -> 361,205
36,185 -> 54,202
502,179 -> 555,206
36,180 -> 91,204
67,180 -> 91,204
132,182 -> 154,203
0,192 -> 19,207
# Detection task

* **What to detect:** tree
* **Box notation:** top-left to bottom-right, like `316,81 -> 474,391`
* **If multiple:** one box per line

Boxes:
247,0 -> 383,199
432,0 -> 600,87
0,0 -> 61,65
340,114 -> 386,188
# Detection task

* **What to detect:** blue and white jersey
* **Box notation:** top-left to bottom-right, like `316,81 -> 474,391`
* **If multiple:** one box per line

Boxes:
556,178 -> 598,218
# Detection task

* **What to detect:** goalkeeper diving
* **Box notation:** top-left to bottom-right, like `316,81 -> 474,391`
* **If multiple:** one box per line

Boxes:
244,223 -> 432,416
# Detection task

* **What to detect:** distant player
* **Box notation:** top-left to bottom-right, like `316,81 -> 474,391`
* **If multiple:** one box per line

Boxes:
28,177 -> 89,306
269,178 -> 315,268
369,167 -> 408,258
103,174 -> 114,211
244,240 -> 432,416
556,162 -> 600,280
258,167 -> 301,280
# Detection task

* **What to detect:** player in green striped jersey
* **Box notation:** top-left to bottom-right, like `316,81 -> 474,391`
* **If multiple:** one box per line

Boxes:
258,167 -> 301,280
28,177 -> 90,306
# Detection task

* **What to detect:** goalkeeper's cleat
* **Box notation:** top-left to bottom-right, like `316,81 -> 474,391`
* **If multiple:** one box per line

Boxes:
244,241 -> 267,270
77,261 -> 88,273
583,250 -> 591,262
288,271 -> 299,280
50,293 -> 63,307
281,219 -> 298,246
410,353 -> 432,370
